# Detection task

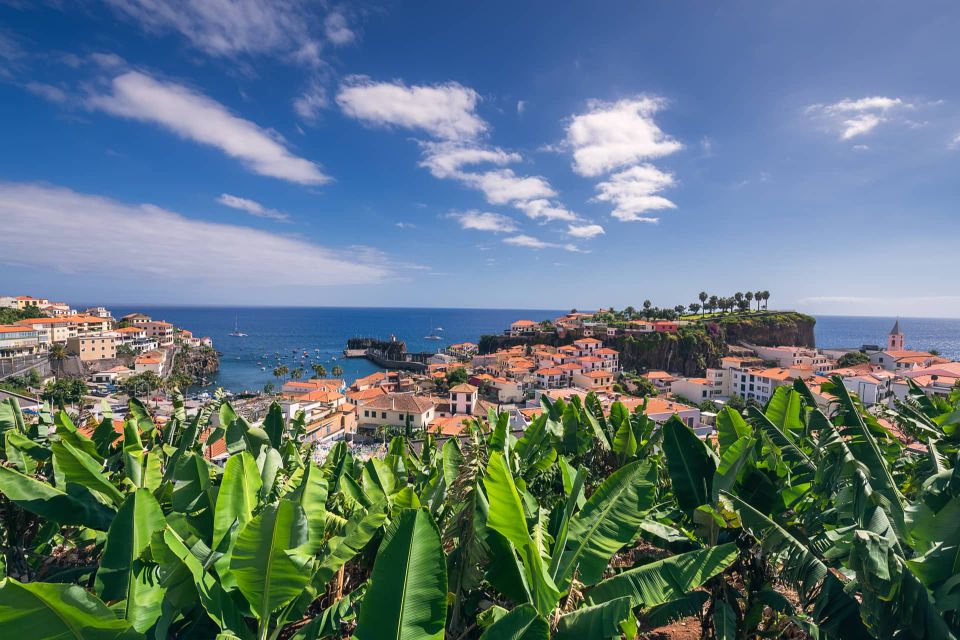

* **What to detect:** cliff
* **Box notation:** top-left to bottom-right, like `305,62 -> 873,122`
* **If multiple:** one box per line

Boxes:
717,312 -> 816,348
478,311 -> 816,376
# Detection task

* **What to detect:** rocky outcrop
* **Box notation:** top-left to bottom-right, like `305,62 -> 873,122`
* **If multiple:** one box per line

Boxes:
477,311 -> 816,376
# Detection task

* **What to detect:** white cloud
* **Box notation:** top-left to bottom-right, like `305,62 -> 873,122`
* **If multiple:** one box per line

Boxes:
566,97 -> 682,177
0,182 -> 392,286
517,100 -> 526,114
594,164 -> 676,222
503,234 -> 582,252
806,96 -> 911,140
88,71 -> 329,185
25,82 -> 68,103
418,142 -> 519,179
514,198 -> 577,222
566,223 -> 605,239
337,76 -> 487,141
458,169 -> 555,205
102,0 -> 326,66
293,81 -> 328,123
395,222 -> 415,229
324,11 -> 356,46
449,210 -> 518,233
216,193 -> 288,221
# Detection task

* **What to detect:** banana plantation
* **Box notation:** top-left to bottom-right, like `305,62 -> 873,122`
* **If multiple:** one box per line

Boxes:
0,375 -> 959,639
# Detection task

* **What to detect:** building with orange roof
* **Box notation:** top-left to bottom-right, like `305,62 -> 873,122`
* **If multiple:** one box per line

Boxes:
134,351 -> 165,375
66,334 -> 116,362
352,371 -> 387,391
535,367 -> 565,389
509,319 -> 538,336
356,393 -> 436,434
572,369 -> 615,391
0,324 -> 43,358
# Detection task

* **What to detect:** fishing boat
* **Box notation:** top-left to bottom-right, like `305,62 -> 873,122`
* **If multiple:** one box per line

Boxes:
228,316 -> 247,337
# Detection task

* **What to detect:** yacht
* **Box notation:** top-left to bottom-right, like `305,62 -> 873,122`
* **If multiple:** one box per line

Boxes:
228,316 -> 247,337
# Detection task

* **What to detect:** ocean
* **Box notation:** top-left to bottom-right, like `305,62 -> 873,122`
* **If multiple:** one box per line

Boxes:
105,307 -> 960,393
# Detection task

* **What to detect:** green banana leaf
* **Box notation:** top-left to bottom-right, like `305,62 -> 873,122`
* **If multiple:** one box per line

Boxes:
0,578 -> 141,639
587,542 -> 737,608
662,416 -> 716,512
354,509 -> 447,640
478,603 -> 549,639
229,498 -> 313,619
0,464 -> 115,530
556,460 -> 656,587
555,597 -> 636,640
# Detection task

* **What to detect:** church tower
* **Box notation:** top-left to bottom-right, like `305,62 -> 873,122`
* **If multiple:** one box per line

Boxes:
888,319 -> 904,351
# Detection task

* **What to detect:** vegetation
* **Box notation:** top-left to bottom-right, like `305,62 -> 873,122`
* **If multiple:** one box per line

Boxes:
838,350 -> 871,367
0,307 -> 48,325
2,378 -> 960,639
121,371 -> 164,398
39,377 -> 87,405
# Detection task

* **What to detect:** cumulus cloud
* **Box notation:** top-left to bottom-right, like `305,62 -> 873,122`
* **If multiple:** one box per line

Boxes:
0,182 -> 392,286
216,193 -> 288,221
449,210 -> 518,233
566,97 -> 682,177
564,96 -> 681,223
503,234 -> 582,252
324,11 -> 356,46
88,71 -> 329,185
805,96 -> 911,140
337,76 -> 487,141
102,0 -> 329,66
513,199 -> 577,222
594,164 -> 677,222
457,169 -> 555,205
418,142 -> 519,179
566,223 -> 605,238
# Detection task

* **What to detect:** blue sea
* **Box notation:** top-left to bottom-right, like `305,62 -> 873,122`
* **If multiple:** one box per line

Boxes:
103,307 -> 960,392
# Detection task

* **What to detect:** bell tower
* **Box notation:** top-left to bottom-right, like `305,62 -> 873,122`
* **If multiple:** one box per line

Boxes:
888,319 -> 904,351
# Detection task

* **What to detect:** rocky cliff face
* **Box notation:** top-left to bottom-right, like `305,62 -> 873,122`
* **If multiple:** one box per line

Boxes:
717,312 -> 816,348
478,311 -> 816,376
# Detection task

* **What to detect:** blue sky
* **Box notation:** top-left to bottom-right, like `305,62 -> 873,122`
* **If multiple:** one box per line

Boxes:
1,1 -> 959,316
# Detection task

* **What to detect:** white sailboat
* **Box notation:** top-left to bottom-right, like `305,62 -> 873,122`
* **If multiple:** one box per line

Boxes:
424,317 -> 441,340
228,316 -> 247,337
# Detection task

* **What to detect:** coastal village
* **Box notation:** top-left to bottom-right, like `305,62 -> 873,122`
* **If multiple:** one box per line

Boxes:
3,292 -> 957,463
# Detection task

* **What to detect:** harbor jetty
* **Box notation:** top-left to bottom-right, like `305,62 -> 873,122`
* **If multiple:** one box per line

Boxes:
343,336 -> 431,372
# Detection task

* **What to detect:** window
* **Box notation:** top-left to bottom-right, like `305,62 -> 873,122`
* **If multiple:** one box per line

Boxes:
381,412 -> 387,419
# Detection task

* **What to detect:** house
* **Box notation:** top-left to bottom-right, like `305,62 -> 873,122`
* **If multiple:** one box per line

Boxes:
653,321 -> 679,333
448,342 -> 478,357
346,386 -> 388,405
352,371 -> 387,391
142,321 -> 174,347
283,379 -> 345,396
134,351 -> 165,375
573,337 -> 602,355
15,315 -> 113,342
572,369 -> 615,391
670,377 -> 715,403
535,367 -> 565,389
839,371 -> 896,406
112,326 -> 159,352
509,319 -> 538,336
625,320 -> 655,334
487,376 -> 525,403
121,313 -> 152,325
449,383 -> 479,415
749,345 -> 830,369
892,362 -> 960,401
869,319 -> 948,372
11,296 -> 49,311
642,370 -> 677,390
0,325 -> 43,359
356,393 -> 436,434
619,397 -> 705,435
90,365 -> 134,385
83,306 -> 113,319
66,334 -> 117,362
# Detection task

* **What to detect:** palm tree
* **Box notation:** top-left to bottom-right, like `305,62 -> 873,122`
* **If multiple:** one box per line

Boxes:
734,292 -> 744,307
708,295 -> 719,315
762,290 -> 770,310
624,305 -> 636,320
698,291 -> 708,316
291,367 -> 304,381
312,363 -> 327,378
272,365 -> 288,383
745,291 -> 754,311
332,364 -> 344,377
642,300 -> 652,319
48,342 -> 67,379
754,290 -> 763,311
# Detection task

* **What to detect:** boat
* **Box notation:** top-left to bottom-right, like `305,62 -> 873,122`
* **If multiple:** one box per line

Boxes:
424,318 -> 442,340
435,326 -> 444,331
228,316 -> 247,337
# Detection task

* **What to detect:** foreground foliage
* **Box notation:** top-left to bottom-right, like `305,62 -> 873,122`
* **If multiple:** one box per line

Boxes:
0,376 -> 959,639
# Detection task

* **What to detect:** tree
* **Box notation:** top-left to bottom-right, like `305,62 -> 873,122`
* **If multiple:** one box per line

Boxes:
332,365 -> 344,377
837,351 -> 870,367
311,363 -> 327,378
121,372 -> 162,398
273,365 -> 289,383
290,367 -> 304,381
48,342 -> 67,378
708,295 -> 719,314
445,367 -> 469,388
689,303 -> 701,315
674,305 -> 686,316
40,377 -> 86,406
745,291 -> 754,310
698,291 -> 708,316
761,290 -> 770,309
630,376 -> 658,398
262,382 -> 275,395
754,290 -> 764,311
623,305 -> 636,320
26,368 -> 41,388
